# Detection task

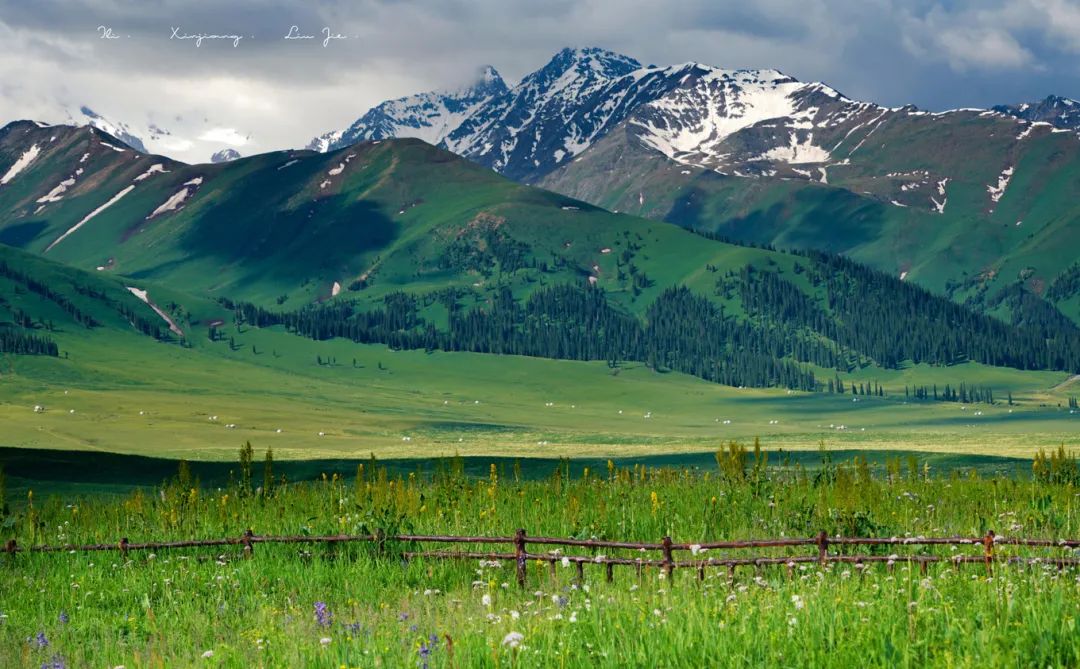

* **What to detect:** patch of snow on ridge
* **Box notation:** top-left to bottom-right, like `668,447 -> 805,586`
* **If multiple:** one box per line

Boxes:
183,177 -> 203,187
1,144 -> 41,185
1017,123 -> 1036,141
99,141 -> 126,152
126,287 -> 184,336
328,162 -> 346,176
147,186 -> 194,219
633,69 -> 805,160
277,159 -> 299,170
36,176 -> 77,203
332,281 -> 342,297
931,178 -> 949,214
134,163 -> 168,181
759,132 -> 830,164
987,166 -> 1014,205
45,185 -> 135,252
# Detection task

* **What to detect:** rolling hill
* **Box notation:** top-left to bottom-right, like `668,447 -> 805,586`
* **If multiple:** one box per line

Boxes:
1,119 -> 1078,398
0,120 -> 1078,465
306,47 -> 1080,325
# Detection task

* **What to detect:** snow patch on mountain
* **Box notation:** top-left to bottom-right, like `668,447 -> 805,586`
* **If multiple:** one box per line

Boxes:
758,132 -> 830,164
0,143 -> 41,185
36,168 -> 83,204
46,185 -> 136,252
134,163 -> 168,181
148,189 -> 191,218
126,287 -> 184,336
931,178 -> 949,214
987,166 -> 1014,206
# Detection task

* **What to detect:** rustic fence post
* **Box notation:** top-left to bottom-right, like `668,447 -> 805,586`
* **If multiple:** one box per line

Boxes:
4,539 -> 15,562
816,530 -> 828,567
119,537 -> 129,560
575,560 -> 585,585
514,528 -> 527,589
605,561 -> 614,583
661,536 -> 674,581
698,563 -> 706,582
375,528 -> 386,559
983,530 -> 995,577
549,558 -> 556,583
242,529 -> 254,559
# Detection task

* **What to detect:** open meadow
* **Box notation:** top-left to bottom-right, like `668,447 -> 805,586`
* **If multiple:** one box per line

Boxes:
3,449 -> 1080,667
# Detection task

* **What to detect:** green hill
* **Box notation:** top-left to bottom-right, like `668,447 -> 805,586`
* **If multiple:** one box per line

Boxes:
538,111 -> 1080,325
1,123 -> 1078,461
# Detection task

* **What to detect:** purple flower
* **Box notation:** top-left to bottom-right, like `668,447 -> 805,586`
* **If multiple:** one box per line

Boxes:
40,656 -> 66,669
418,633 -> 439,669
343,622 -> 363,635
314,601 -> 333,628
398,612 -> 410,622
58,612 -> 69,624
29,631 -> 48,649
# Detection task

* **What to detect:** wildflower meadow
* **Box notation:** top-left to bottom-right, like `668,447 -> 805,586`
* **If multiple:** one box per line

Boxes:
2,444 -> 1080,667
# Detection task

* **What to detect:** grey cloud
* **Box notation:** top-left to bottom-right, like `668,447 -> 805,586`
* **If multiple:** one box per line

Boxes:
0,0 -> 1076,163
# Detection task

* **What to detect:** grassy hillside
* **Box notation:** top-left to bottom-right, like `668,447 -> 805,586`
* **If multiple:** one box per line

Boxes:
538,112 -> 1080,324
0,245 -> 1077,464
0,126 -> 1078,465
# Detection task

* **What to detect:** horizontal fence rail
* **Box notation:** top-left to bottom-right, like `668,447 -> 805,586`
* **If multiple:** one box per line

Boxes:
6,530 -> 1080,585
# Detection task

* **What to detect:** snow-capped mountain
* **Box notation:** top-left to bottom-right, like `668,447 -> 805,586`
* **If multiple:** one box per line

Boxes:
76,106 -> 148,153
307,65 -> 509,152
308,47 -> 881,182
211,148 -> 242,163
992,95 -> 1080,131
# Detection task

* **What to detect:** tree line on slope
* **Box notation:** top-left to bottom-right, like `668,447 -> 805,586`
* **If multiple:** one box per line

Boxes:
224,250 -> 1078,395
226,284 -> 819,391
737,252 -> 1080,372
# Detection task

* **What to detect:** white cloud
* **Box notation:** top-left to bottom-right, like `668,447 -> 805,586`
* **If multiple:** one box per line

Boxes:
197,127 -> 250,146
937,26 -> 1035,71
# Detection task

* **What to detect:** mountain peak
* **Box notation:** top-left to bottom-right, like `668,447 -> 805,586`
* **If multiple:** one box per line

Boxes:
992,94 -> 1080,130
452,65 -> 508,98
75,106 -> 148,153
211,148 -> 241,163
540,47 -> 642,80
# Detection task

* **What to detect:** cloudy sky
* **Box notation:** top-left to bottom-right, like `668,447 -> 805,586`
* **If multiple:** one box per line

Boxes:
1,0 -> 1078,163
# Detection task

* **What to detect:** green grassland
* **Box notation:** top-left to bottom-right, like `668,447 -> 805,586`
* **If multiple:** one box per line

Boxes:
2,307 -> 1077,464
1,126 -> 1078,480
4,457 -> 1080,667
1,237 -> 1077,472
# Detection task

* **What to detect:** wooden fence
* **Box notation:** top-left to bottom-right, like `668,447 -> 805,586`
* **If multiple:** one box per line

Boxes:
6,530 -> 1080,586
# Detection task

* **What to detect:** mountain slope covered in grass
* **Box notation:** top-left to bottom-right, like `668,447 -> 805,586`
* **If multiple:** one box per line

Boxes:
303,47 -> 1080,325
0,117 -> 1078,407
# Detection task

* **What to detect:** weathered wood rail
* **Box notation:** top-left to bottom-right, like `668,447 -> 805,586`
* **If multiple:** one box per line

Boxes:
6,530 -> 1080,586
